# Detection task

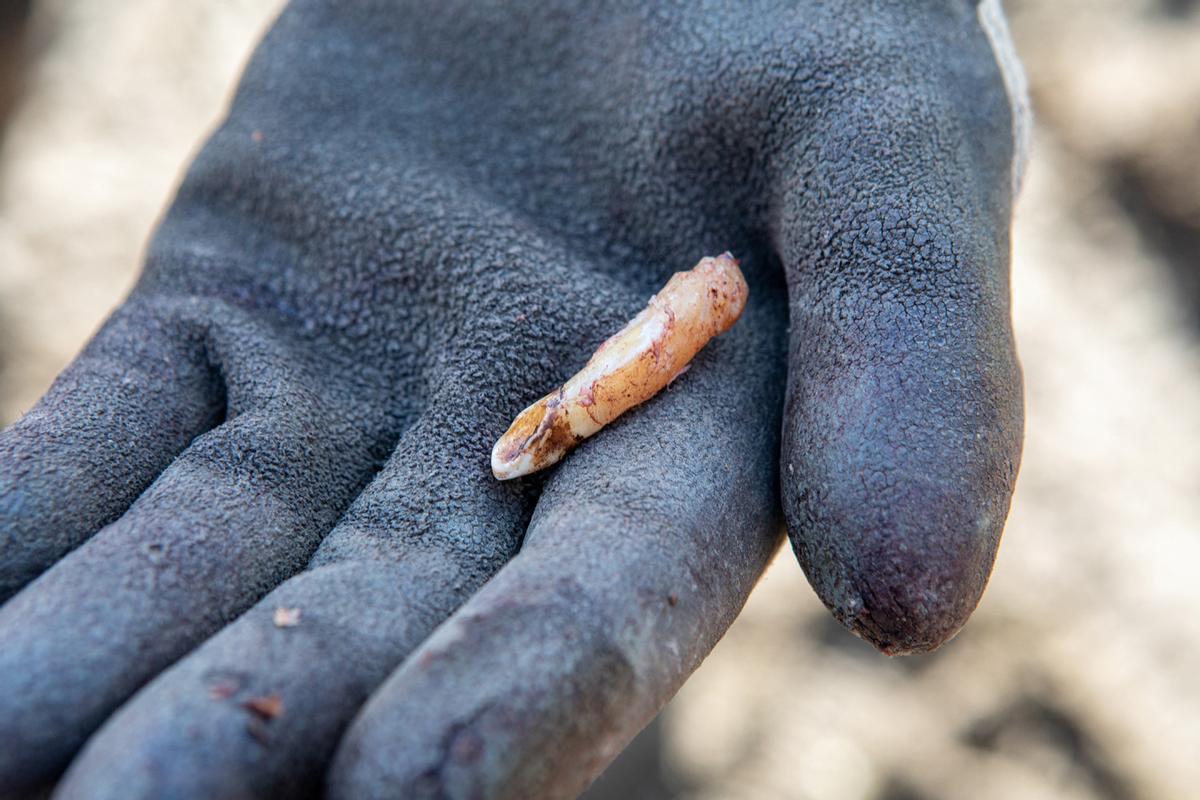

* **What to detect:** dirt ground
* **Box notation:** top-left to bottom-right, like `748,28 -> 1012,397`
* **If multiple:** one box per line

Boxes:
1,2 -> 1197,799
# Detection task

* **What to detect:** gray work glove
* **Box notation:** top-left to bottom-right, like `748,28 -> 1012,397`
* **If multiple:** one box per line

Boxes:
0,1 -> 1026,797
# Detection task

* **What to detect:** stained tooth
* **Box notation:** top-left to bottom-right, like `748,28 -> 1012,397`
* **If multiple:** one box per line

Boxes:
491,253 -> 748,480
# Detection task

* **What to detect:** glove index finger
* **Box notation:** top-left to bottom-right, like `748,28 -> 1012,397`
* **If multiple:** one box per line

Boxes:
776,8 -> 1025,654
328,261 -> 787,799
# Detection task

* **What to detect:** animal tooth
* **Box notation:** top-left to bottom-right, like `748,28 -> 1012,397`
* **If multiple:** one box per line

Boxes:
491,252 -> 748,480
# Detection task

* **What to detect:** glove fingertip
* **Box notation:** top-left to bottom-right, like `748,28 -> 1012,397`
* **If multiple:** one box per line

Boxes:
782,353 -> 1023,656
786,473 -> 1012,656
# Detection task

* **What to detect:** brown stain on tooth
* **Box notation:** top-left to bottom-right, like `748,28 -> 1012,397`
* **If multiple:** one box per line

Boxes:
494,397 -> 551,465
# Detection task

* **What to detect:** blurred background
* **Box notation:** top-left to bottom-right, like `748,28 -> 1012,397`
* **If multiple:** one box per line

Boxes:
1,2 -> 1197,798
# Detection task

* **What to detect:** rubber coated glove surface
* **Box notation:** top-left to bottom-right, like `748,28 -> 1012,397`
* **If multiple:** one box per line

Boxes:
0,1 -> 1025,797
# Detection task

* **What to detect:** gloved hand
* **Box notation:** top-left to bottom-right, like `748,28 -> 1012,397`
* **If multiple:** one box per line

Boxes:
0,1 -> 1026,797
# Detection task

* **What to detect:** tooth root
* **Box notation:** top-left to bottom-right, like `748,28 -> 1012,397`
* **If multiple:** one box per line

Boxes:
491,253 -> 749,480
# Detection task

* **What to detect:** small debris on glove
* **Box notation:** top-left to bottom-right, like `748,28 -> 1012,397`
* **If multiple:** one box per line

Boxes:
273,607 -> 301,628
243,694 -> 284,720
208,681 -> 239,701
